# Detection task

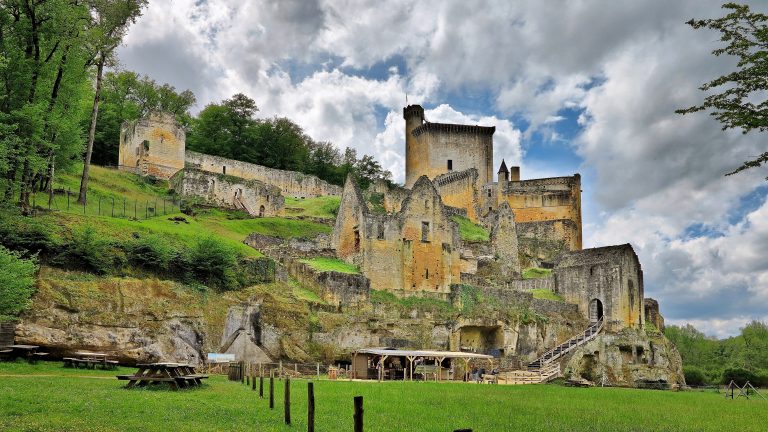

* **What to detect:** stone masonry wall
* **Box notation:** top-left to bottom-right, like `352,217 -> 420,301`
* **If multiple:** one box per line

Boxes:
404,105 -> 494,188
334,174 -> 462,296
434,168 -> 481,221
285,260 -> 370,309
553,244 -> 645,330
119,112 -> 186,179
170,168 -> 284,217
185,151 -> 342,199
499,175 -> 582,251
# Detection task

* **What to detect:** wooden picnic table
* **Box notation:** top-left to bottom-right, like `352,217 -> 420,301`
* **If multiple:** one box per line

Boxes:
64,352 -> 118,369
4,345 -> 47,363
117,363 -> 208,390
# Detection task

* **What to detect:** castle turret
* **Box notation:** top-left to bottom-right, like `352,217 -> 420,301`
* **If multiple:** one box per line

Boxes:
404,105 -> 425,188
497,159 -> 509,182
509,166 -> 520,181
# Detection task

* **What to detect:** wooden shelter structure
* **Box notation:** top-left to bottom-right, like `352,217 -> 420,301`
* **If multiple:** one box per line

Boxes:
352,348 -> 494,382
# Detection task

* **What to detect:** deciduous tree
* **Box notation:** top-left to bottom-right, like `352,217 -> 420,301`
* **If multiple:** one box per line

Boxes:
677,3 -> 768,178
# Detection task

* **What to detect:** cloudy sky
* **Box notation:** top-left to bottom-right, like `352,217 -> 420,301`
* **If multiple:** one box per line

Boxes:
118,0 -> 767,338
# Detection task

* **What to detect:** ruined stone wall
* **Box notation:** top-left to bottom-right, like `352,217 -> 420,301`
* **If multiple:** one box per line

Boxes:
644,298 -> 665,331
490,202 -> 521,276
185,151 -> 342,199
370,179 -> 409,213
404,105 -> 494,188
118,112 -> 186,179
170,168 -> 284,217
517,220 -> 580,265
498,175 -> 582,251
553,244 -> 645,330
334,175 -> 462,296
434,169 -> 481,221
285,260 -> 370,309
332,176 -> 369,260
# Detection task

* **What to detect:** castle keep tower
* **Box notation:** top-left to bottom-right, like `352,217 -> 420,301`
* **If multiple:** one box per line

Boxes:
403,104 -> 494,188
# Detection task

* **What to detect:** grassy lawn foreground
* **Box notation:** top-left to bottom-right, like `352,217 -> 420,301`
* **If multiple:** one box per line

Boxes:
1,362 -> 766,432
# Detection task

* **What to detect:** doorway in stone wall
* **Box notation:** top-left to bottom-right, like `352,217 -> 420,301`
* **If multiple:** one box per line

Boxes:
589,298 -> 604,322
259,205 -> 265,217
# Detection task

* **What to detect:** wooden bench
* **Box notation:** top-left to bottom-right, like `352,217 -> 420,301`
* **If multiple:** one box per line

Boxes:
63,357 -> 100,369
0,349 -> 12,361
30,352 -> 49,364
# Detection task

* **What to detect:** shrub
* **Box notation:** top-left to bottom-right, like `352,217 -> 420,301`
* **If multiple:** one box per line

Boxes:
721,367 -> 757,386
188,236 -> 240,291
0,208 -> 60,255
0,245 -> 38,321
127,234 -> 177,272
683,366 -> 708,386
55,225 -> 123,274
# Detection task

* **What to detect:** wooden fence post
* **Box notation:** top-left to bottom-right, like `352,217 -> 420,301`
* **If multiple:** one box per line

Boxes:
353,396 -> 363,432
252,369 -> 256,391
269,371 -> 275,409
260,373 -> 264,398
284,377 -> 291,425
316,363 -> 320,380
241,361 -> 245,384
308,382 -> 315,432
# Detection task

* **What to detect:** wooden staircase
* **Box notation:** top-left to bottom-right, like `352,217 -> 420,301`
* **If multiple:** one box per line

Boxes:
499,362 -> 561,385
527,316 -> 604,373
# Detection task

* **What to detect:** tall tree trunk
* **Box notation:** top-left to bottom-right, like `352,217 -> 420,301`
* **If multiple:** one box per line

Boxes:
78,56 -> 104,205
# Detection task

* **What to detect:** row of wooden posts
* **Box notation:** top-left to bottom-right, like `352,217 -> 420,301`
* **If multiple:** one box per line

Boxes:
227,361 -> 473,432
228,361 -> 360,432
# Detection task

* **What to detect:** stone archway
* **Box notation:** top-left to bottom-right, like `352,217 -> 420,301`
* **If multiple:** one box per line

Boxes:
589,298 -> 604,322
259,205 -> 265,217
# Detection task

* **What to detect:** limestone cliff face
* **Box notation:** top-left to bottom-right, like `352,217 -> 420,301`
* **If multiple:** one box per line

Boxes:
564,329 -> 685,387
14,268 -> 232,365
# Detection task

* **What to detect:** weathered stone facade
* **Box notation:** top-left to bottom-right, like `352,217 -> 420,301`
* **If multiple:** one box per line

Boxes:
169,168 -> 284,217
644,298 -> 665,331
185,151 -> 342,199
490,202 -> 521,277
404,105 -> 494,188
553,244 -> 645,330
119,112 -> 186,179
334,175 -> 462,296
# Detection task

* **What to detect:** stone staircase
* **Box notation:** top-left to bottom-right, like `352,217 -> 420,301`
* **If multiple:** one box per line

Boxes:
527,316 -> 604,372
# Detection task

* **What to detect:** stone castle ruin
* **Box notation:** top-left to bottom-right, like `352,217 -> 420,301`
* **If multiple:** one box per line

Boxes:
118,112 -> 342,217
115,107 -> 683,387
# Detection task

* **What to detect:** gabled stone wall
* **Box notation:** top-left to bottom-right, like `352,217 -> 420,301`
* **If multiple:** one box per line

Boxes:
334,175 -> 462,296
553,244 -> 645,330
119,112 -> 186,179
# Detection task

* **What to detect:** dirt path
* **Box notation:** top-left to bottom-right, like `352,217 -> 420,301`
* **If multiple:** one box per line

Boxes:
0,374 -> 115,380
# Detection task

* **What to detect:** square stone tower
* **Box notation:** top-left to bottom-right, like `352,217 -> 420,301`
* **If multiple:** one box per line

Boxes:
404,105 -> 495,188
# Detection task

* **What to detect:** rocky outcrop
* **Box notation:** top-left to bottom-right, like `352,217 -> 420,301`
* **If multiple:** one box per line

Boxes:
564,329 -> 685,388
219,302 -> 274,363
14,268 -> 229,365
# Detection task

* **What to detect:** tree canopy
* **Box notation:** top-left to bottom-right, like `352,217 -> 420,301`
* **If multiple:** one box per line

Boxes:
665,320 -> 768,385
188,93 -> 392,188
676,2 -> 768,178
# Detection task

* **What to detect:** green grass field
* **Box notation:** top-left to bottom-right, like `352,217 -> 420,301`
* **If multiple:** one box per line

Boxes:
451,215 -> 490,243
530,289 -> 564,302
22,166 -> 332,258
284,196 -> 341,219
1,362 -> 766,432
522,268 -> 553,279
299,257 -> 360,274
